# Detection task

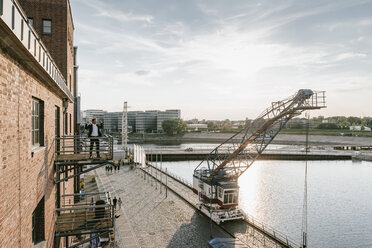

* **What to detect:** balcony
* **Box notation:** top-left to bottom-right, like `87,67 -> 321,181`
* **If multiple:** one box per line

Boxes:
55,135 -> 114,162
55,192 -> 114,238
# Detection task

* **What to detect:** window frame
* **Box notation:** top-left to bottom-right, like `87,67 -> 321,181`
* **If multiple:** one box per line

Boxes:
42,19 -> 52,35
32,197 -> 45,244
32,98 -> 44,147
64,112 -> 68,135
0,0 -> 3,16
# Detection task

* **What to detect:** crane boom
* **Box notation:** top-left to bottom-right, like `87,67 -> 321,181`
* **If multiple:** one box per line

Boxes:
192,89 -> 326,225
194,89 -> 326,183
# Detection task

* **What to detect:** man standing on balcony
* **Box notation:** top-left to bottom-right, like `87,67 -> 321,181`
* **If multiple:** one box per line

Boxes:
85,118 -> 104,159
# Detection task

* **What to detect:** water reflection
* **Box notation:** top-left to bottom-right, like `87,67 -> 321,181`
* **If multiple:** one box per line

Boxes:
161,159 -> 372,248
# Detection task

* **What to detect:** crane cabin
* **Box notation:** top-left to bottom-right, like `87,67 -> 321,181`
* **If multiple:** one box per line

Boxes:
193,174 -> 239,208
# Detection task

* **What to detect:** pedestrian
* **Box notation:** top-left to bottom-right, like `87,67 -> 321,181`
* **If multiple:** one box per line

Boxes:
118,163 -> 120,171
113,197 -> 117,209
85,118 -> 104,159
118,197 -> 122,210
114,165 -> 117,172
90,196 -> 95,211
110,166 -> 113,172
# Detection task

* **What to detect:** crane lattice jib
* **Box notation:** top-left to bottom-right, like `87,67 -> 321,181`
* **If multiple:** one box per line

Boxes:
194,89 -> 326,183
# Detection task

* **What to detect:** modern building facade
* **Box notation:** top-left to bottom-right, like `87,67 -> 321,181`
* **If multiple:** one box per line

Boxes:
90,109 -> 181,134
157,109 -> 181,132
104,111 -> 122,133
81,109 -> 106,124
0,0 -> 76,247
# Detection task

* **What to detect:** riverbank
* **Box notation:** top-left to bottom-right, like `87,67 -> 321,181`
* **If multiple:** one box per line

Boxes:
128,132 -> 372,146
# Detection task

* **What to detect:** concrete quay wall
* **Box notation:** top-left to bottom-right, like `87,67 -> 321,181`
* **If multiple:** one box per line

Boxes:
145,149 -> 353,161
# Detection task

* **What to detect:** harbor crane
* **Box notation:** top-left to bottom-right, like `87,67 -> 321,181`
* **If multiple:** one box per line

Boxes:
193,89 -> 326,224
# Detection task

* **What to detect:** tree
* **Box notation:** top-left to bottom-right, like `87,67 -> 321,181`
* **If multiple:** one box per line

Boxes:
206,121 -> 216,130
162,118 -> 187,135
316,123 -> 339,129
336,116 -> 350,129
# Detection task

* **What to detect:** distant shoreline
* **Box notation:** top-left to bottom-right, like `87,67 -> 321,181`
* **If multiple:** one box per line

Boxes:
125,132 -> 372,146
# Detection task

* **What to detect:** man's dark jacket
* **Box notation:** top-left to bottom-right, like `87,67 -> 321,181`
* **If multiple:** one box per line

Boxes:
85,123 -> 104,137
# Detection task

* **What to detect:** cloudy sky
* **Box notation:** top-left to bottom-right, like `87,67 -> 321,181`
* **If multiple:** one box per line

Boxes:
71,0 -> 372,120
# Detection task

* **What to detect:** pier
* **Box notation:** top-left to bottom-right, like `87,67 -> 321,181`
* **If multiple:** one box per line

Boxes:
144,148 -> 353,161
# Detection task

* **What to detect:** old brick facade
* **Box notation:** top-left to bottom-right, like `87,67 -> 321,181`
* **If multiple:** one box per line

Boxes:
0,0 -> 76,247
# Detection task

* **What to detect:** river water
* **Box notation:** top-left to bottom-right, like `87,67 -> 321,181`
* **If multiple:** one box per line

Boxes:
142,144 -> 372,248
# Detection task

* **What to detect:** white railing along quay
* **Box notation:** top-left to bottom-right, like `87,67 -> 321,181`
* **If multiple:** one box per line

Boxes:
0,0 -> 73,101
145,147 -> 354,157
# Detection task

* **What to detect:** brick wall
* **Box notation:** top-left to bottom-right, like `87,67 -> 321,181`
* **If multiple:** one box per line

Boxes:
0,45 -> 74,247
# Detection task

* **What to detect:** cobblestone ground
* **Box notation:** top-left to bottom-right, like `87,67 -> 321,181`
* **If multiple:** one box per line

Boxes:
95,166 -> 231,248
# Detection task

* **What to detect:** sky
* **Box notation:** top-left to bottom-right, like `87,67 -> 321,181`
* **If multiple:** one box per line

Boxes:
70,0 -> 372,120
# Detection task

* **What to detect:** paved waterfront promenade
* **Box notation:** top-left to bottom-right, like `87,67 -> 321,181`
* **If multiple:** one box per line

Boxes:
94,165 -> 296,248
95,166 -> 232,247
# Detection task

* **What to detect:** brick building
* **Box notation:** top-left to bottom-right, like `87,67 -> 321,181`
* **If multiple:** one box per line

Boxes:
0,0 -> 77,247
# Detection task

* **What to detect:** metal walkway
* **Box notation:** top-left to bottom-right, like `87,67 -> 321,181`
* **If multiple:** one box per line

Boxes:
54,135 -> 115,247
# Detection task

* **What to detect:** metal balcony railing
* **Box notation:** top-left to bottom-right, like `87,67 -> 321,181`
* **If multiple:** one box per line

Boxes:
55,135 -> 114,162
61,192 -> 112,208
55,203 -> 114,237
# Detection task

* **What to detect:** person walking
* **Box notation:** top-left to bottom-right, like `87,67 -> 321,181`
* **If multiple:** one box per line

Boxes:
90,196 -> 95,211
85,118 -> 104,159
118,197 -> 122,210
113,197 -> 117,210
110,166 -> 113,173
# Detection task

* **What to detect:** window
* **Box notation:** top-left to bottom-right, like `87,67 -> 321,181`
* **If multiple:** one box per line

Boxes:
32,98 -> 44,146
42,19 -> 51,35
28,30 -> 30,49
28,17 -> 33,26
32,197 -> 45,244
64,112 -> 68,135
0,0 -> 3,16
21,20 -> 24,40
69,74 -> 72,91
223,190 -> 238,204
11,5 -> 14,29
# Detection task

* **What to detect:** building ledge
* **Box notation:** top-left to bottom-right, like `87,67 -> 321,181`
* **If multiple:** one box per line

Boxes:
32,145 -> 46,154
0,0 -> 74,102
